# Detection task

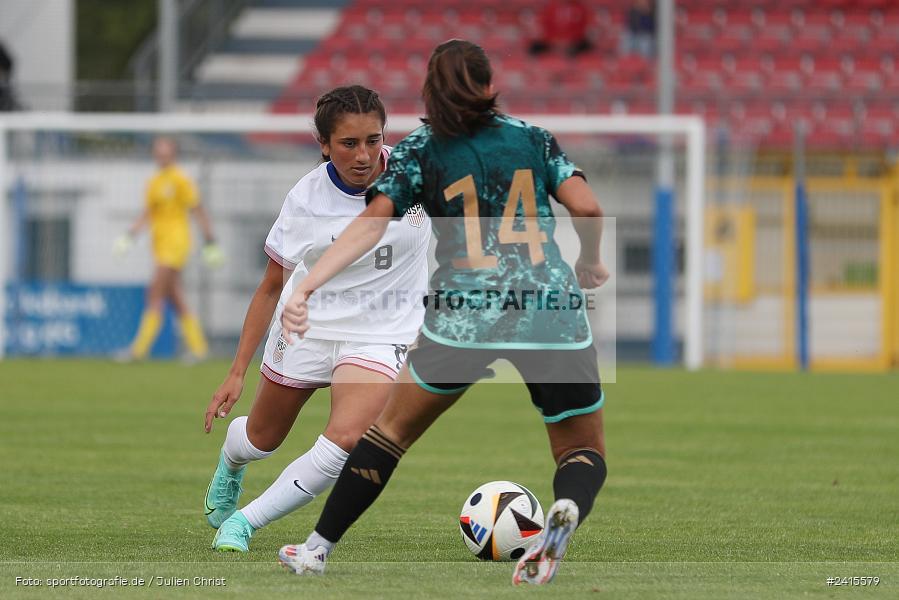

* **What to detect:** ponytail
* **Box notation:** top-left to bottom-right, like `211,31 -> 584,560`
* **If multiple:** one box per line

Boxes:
422,39 -> 498,138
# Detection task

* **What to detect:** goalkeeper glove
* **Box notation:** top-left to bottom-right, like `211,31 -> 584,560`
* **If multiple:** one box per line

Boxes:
202,243 -> 225,269
113,233 -> 134,257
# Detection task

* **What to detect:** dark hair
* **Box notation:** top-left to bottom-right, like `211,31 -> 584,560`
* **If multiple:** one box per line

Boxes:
422,39 -> 498,138
314,85 -> 387,160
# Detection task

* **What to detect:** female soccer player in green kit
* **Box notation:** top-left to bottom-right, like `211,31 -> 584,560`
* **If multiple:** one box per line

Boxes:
278,40 -> 609,585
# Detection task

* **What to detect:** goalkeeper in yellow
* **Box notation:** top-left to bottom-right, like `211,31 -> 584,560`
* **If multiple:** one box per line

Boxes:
115,136 -> 223,361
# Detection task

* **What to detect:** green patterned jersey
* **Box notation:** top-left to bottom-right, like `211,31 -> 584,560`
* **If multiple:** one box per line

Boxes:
368,113 -> 591,349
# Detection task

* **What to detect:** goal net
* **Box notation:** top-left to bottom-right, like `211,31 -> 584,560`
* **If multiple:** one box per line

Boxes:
0,113 -> 708,380
705,153 -> 896,372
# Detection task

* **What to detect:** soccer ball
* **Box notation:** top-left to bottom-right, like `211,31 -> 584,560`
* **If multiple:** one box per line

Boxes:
458,480 -> 544,561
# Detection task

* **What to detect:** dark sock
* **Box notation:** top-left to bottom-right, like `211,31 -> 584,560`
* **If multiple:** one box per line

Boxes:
313,425 -> 405,544
552,448 -> 607,525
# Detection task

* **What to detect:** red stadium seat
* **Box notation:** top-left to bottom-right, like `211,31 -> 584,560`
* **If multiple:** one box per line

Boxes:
682,9 -> 717,27
618,53 -> 653,72
724,56 -> 764,75
759,11 -> 793,30
751,38 -> 787,55
768,54 -> 812,75
858,116 -> 894,148
757,127 -> 795,148
805,128 -> 852,149
792,34 -> 829,54
834,15 -> 873,42
728,70 -> 763,93
603,75 -> 640,95
680,23 -> 716,50
882,10 -> 899,28
803,71 -> 843,94
765,71 -> 802,94
693,53 -> 725,73
574,53 -> 604,73
720,10 -> 756,28
530,53 -> 570,76
681,71 -> 724,94
867,30 -> 899,54
798,11 -> 834,30
810,56 -> 843,74
841,11 -> 875,29
845,71 -> 883,93
263,0 -> 898,150
847,56 -> 881,76
882,72 -> 899,94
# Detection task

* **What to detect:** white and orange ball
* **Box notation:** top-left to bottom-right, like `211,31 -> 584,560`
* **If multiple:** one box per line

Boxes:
458,481 -> 544,561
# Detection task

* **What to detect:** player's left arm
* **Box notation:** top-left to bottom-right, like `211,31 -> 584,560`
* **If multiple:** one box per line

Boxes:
281,194 -> 394,341
191,203 -> 225,267
181,172 -> 216,246
544,128 -> 609,289
190,203 -> 216,245
555,176 -> 609,289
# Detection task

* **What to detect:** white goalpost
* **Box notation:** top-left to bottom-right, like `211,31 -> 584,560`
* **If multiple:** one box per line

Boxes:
0,113 -> 705,368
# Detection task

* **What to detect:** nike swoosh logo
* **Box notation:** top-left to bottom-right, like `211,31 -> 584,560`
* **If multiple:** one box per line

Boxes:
293,480 -> 312,496
204,483 -> 216,515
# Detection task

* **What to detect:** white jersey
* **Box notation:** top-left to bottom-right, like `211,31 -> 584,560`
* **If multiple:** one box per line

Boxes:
264,147 -> 430,344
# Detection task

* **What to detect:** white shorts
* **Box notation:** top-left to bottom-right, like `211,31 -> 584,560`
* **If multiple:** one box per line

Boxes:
260,331 -> 409,389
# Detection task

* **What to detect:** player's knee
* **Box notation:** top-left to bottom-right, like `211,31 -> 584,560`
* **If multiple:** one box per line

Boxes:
245,420 -> 286,453
321,428 -> 364,453
555,447 -> 608,492
554,444 -> 605,466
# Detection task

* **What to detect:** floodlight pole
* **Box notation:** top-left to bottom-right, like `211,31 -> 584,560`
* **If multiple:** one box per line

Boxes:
158,0 -> 178,112
653,0 -> 677,365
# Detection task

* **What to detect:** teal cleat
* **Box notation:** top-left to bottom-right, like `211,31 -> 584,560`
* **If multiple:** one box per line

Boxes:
212,510 -> 255,552
204,451 -> 245,529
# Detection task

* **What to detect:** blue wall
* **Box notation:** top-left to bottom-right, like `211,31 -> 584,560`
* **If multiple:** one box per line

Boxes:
4,283 -> 176,357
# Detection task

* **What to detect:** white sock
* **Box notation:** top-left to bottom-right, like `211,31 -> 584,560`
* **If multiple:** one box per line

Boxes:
241,435 -> 349,530
222,416 -> 273,471
305,531 -> 335,554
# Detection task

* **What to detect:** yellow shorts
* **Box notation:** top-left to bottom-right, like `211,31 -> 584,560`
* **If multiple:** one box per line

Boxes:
153,242 -> 190,270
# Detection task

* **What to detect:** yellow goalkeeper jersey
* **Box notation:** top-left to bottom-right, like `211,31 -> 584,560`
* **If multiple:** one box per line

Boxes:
145,165 -> 198,269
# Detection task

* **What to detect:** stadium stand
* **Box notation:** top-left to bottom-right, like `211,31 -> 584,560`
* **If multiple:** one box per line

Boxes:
191,0 -> 898,150
190,0 -> 351,112
272,0 -> 899,149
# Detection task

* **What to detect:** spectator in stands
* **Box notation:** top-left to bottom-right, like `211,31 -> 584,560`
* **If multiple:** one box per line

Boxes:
528,0 -> 593,58
620,0 -> 655,58
0,39 -> 20,111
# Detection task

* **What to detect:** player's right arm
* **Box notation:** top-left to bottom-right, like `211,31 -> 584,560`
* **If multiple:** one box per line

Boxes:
128,179 -> 155,237
554,175 -> 609,289
115,176 -> 153,254
113,209 -> 150,256
127,209 -> 150,237
204,258 -> 290,432
281,195 -> 393,341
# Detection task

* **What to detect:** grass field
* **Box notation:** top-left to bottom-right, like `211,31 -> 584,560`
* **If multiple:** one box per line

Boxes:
1,360 -> 897,599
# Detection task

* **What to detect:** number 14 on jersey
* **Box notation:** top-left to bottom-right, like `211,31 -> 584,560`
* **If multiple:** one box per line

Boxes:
443,169 -> 548,269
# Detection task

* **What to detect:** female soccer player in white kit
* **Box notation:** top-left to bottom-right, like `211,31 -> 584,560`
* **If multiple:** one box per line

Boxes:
201,85 -> 429,552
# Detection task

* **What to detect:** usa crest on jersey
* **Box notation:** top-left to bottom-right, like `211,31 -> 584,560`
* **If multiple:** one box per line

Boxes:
273,334 -> 288,363
405,204 -> 425,228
